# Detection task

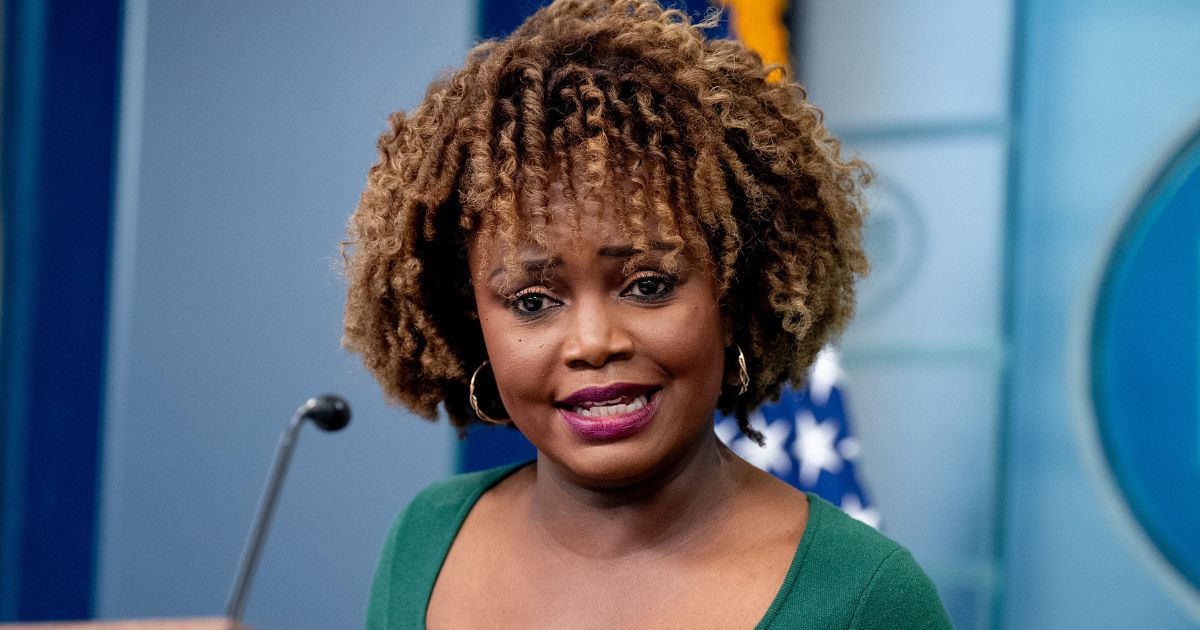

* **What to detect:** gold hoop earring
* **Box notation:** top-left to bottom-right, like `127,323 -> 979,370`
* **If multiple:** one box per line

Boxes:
735,344 -> 750,397
469,361 -> 506,425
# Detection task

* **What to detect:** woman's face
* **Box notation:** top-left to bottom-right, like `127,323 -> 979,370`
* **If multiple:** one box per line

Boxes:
468,188 -> 729,486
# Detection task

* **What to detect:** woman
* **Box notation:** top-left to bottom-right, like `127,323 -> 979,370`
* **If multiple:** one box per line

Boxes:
344,1 -> 951,627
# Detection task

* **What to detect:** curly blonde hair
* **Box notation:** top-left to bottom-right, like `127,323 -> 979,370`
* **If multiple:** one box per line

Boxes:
343,0 -> 868,441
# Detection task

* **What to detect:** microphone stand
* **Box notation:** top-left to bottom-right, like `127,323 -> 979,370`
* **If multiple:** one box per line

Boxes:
225,395 -> 350,623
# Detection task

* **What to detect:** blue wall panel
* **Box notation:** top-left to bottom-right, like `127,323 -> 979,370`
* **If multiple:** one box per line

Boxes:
0,0 -> 120,620
1006,1 -> 1200,626
96,2 -> 468,627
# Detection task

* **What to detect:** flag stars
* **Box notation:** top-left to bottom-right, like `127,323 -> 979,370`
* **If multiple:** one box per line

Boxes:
712,359 -> 879,532
729,414 -> 793,477
794,411 -> 844,487
840,493 -> 881,529
714,418 -> 741,446
716,415 -> 794,477
837,436 -> 862,462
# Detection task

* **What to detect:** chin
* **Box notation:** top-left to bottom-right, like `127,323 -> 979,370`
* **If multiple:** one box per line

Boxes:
556,444 -> 666,486
540,417 -> 714,490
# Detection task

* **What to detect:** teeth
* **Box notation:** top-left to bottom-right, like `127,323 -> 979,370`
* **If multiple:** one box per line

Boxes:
572,394 -> 647,418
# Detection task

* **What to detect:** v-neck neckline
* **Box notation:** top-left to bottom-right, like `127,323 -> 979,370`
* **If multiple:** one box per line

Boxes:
418,461 -> 822,630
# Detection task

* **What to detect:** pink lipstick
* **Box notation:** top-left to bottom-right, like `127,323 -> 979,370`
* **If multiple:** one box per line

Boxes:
557,383 -> 660,441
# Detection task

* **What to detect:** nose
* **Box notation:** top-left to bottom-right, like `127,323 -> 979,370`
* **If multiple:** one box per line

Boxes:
562,296 -> 634,368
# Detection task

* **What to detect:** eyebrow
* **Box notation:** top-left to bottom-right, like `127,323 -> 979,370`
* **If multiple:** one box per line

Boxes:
490,256 -> 563,280
488,241 -> 675,280
597,240 -> 674,257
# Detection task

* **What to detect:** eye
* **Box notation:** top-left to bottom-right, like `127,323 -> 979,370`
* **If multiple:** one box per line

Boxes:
622,273 -> 676,302
509,289 -> 559,316
517,294 -> 548,312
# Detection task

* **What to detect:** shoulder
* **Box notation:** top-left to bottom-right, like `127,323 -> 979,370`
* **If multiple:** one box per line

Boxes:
366,463 -> 527,630
377,462 -> 526,560
399,464 -> 519,528
763,495 -> 951,630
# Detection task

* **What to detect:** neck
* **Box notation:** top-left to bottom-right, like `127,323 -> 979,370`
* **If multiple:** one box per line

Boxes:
527,433 -> 747,560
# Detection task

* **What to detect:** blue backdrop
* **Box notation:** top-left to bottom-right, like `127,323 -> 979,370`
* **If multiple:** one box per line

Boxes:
0,0 -> 121,620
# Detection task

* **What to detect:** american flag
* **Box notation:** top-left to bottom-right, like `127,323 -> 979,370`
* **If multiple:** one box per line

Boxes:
716,349 -> 879,528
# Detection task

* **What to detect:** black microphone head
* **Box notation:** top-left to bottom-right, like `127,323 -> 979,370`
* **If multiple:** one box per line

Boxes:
299,394 -> 351,432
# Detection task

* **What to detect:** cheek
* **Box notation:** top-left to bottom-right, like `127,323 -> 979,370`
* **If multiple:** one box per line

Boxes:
467,253 -> 547,413
482,322 -> 540,372
471,280 -> 529,367
476,312 -> 553,409
649,305 -> 722,360
634,297 -> 728,395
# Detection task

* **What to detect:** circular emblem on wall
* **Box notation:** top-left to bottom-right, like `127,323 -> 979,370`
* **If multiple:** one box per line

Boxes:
857,176 -> 925,321
1092,126 -> 1200,594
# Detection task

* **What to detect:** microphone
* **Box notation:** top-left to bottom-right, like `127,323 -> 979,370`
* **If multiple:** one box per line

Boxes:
225,395 -> 352,623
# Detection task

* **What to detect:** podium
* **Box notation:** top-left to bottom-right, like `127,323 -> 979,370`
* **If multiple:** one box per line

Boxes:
0,619 -> 249,629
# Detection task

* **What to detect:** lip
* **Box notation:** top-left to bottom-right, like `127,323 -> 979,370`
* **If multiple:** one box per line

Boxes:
557,386 -> 661,441
559,383 -> 658,407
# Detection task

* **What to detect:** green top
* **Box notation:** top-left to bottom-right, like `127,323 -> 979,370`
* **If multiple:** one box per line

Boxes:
367,463 -> 952,629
